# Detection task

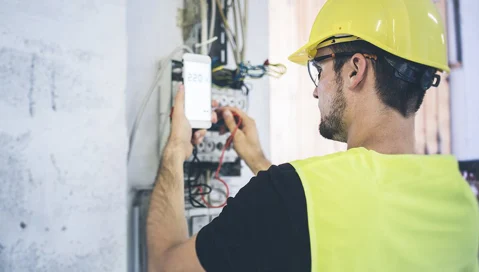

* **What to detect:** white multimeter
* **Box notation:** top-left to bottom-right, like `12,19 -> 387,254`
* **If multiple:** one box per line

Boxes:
182,53 -> 212,129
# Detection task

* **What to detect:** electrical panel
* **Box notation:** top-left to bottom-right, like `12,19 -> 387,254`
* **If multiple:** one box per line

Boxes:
190,215 -> 210,235
172,60 -> 246,176
130,1 -> 285,270
194,88 -> 247,164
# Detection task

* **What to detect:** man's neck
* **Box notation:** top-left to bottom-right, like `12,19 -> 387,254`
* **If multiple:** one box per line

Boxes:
346,110 -> 416,155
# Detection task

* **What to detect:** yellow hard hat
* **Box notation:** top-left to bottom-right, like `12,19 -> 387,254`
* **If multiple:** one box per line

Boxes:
288,0 -> 450,73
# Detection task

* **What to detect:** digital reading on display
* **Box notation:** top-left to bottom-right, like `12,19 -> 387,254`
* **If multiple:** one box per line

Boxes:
184,61 -> 211,122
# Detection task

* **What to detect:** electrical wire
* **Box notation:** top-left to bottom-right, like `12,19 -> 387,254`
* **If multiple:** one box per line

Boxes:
236,0 -> 246,62
232,0 -> 241,62
212,59 -> 286,90
208,0 -> 217,53
209,0 -> 217,40
215,0 -> 239,64
243,0 -> 248,60
187,146 -> 208,208
265,61 -> 287,78
128,45 -> 193,162
200,113 -> 242,208
200,0 -> 208,55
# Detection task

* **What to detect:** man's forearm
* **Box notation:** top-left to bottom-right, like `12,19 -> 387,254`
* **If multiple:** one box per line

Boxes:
246,155 -> 272,175
147,145 -> 188,270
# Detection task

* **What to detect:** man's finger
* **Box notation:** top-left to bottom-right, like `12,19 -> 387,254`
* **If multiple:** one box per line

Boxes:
212,111 -> 218,124
193,136 -> 205,145
195,130 -> 207,139
219,106 -> 247,120
192,130 -> 206,145
222,109 -> 239,132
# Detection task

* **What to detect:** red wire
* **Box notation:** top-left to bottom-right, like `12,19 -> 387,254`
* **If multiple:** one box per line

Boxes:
200,113 -> 242,208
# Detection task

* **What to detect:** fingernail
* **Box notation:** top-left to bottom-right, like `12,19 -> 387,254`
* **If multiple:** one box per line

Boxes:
195,131 -> 201,137
223,110 -> 232,118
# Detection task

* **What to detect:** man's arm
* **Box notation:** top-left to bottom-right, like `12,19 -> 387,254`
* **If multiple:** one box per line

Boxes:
146,86 -> 206,272
218,107 -> 272,175
147,146 -> 205,272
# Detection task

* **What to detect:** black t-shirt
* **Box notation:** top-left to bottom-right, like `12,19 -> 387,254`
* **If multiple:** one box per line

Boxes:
195,163 -> 311,272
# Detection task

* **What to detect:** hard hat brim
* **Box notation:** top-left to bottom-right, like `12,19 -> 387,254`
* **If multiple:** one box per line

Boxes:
288,40 -> 317,66
289,36 -> 451,73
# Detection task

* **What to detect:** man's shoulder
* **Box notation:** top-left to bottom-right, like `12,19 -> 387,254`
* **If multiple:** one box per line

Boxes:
255,163 -> 300,184
290,148 -> 366,170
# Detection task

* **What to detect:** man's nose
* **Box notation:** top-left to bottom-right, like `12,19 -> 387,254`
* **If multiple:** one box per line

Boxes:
313,87 -> 319,99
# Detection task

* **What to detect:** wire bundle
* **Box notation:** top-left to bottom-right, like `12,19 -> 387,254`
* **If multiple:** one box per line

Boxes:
200,112 -> 242,208
186,147 -> 213,208
186,113 -> 242,209
212,59 -> 287,90
215,0 -> 248,64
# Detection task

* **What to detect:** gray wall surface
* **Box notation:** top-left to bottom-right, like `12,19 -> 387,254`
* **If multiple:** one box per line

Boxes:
0,0 -> 270,270
0,1 -> 129,271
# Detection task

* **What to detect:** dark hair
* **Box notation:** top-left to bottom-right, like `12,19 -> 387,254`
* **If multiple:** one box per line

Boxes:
329,41 -> 430,117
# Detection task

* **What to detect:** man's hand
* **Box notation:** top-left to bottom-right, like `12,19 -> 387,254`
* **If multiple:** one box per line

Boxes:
148,85 -> 218,272
167,84 -> 217,160
218,107 -> 271,175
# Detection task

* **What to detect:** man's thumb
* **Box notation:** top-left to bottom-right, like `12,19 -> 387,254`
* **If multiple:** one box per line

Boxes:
223,110 -> 237,132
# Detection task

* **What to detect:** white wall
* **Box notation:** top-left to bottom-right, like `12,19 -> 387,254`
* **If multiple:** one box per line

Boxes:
0,1 -> 128,271
450,0 -> 479,161
126,0 -> 184,189
239,0 -> 271,179
0,0 -> 269,270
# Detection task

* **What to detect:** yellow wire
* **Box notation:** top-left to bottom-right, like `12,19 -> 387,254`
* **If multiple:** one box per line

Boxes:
212,66 -> 225,73
266,62 -> 287,78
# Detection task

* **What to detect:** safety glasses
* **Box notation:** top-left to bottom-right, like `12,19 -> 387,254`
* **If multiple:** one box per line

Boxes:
308,52 -> 377,87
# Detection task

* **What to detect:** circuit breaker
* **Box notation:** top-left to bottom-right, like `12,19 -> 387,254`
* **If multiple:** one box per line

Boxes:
193,87 -> 247,164
171,59 -> 246,176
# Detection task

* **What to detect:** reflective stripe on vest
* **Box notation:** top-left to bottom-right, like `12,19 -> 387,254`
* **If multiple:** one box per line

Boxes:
291,147 -> 479,272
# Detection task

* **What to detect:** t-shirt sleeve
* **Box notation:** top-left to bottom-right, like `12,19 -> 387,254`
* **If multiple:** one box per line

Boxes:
195,163 -> 311,272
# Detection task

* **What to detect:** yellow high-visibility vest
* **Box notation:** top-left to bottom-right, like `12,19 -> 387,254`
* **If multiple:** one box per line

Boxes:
291,147 -> 479,272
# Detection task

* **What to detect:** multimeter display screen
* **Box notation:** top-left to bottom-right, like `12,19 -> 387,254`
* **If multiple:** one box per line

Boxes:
183,60 -> 212,123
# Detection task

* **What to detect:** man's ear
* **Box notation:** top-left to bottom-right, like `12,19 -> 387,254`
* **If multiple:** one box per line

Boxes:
346,53 -> 368,90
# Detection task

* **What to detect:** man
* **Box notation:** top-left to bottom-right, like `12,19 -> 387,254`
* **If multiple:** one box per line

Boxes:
147,0 -> 479,271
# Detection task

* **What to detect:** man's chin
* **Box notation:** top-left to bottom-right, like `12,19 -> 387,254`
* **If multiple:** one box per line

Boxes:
319,122 -> 346,142
318,123 -> 334,140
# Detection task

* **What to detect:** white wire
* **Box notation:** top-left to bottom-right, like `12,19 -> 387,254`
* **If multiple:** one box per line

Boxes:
195,37 -> 218,49
232,0 -> 241,62
200,0 -> 208,55
238,0 -> 247,61
127,45 -> 193,162
209,0 -> 217,46
215,0 -> 239,64
244,0 -> 248,53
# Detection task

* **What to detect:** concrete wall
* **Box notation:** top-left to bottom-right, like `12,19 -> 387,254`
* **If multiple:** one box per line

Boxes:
0,0 -> 269,270
126,0 -> 184,189
450,0 -> 479,161
0,1 -> 128,271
